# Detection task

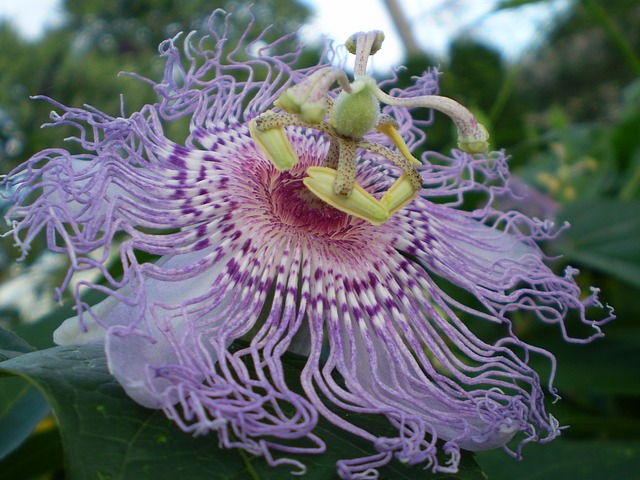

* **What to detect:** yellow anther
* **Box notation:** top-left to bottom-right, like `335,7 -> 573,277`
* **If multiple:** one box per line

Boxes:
375,123 -> 421,166
380,174 -> 420,215
274,89 -> 304,115
249,113 -> 299,171
303,166 -> 389,225
273,67 -> 352,125
275,91 -> 327,124
457,123 -> 490,154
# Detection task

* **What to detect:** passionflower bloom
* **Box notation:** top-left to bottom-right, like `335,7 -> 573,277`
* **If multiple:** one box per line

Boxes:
2,11 -> 613,479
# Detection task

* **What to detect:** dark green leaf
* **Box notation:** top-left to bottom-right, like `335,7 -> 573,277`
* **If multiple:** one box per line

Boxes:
0,326 -> 35,361
0,327 -> 50,460
0,377 -> 50,460
494,0 -> 550,10
476,439 -> 640,479
524,332 -> 640,397
0,423 -> 64,478
555,199 -> 640,288
0,344 -> 484,479
555,339 -> 640,395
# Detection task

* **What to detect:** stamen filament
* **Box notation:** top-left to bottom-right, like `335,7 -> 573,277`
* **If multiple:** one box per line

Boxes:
356,140 -> 422,190
374,116 -> 422,166
325,139 -> 340,169
333,140 -> 358,196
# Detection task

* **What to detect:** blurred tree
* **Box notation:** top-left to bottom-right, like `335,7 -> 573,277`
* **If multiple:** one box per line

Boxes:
446,38 -> 530,149
447,39 -> 505,113
0,24 -> 38,162
0,0 -> 311,164
514,0 -> 640,122
0,0 -> 313,278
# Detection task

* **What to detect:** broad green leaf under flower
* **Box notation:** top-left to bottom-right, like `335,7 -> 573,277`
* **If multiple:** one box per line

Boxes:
0,340 -> 486,479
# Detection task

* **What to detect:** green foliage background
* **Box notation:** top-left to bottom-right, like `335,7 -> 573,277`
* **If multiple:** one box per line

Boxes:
1,0 -> 640,478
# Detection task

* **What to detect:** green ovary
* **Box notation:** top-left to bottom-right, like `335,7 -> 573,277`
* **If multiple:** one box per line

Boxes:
332,88 -> 380,139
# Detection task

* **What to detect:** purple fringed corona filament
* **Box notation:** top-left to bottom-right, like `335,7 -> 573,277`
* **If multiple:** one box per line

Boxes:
1,10 -> 614,480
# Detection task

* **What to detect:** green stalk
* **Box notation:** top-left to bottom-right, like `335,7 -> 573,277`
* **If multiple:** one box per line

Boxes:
620,154 -> 640,199
489,65 -> 519,124
583,0 -> 640,76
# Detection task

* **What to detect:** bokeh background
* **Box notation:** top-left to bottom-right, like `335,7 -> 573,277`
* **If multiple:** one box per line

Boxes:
1,0 -> 639,478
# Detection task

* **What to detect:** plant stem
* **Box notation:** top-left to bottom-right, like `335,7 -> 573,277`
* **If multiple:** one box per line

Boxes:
583,0 -> 640,76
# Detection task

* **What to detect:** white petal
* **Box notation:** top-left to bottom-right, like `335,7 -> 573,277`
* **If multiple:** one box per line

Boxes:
105,327 -> 181,409
53,295 -> 119,345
